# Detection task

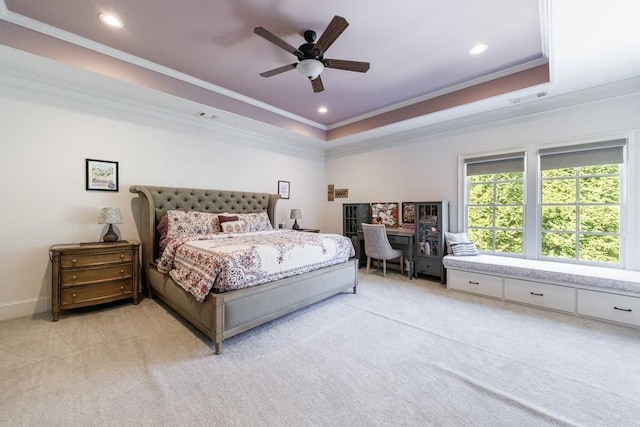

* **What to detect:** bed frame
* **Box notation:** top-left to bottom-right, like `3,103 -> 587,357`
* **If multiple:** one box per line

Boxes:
129,185 -> 358,354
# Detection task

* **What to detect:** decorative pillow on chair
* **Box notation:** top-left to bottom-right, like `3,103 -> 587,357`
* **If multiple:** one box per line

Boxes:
444,231 -> 469,254
450,241 -> 479,256
220,220 -> 246,234
165,210 -> 220,240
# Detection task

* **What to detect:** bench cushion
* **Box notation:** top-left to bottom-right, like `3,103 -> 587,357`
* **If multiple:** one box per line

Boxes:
443,255 -> 640,295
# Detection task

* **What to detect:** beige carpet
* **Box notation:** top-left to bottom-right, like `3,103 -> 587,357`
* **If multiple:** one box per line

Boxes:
1,271 -> 640,426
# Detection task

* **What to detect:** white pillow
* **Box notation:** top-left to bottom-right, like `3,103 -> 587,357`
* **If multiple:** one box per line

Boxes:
444,232 -> 469,254
221,220 -> 247,234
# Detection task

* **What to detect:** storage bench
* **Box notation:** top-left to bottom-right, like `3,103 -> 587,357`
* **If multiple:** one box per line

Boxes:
443,255 -> 640,328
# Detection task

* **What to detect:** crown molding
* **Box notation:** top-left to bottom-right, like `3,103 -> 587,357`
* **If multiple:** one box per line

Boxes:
0,46 -> 325,158
325,76 -> 640,159
0,3 -> 326,131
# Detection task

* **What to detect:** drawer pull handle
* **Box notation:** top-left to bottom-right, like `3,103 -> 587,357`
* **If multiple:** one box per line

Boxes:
120,254 -> 125,259
72,275 -> 77,280
120,286 -> 124,291
468,281 -> 479,285
72,258 -> 77,264
614,306 -> 632,312
72,293 -> 77,299
530,292 -> 544,296
120,269 -> 125,274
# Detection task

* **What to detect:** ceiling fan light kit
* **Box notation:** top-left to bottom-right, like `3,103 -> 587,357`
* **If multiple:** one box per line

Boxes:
297,59 -> 324,80
254,15 -> 370,93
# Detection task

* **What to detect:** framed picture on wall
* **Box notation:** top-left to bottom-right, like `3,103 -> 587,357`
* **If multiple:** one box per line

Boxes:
278,180 -> 290,199
86,159 -> 119,191
370,202 -> 399,227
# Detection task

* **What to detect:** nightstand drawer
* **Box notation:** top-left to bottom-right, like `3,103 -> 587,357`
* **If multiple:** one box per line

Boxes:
61,264 -> 132,286
61,280 -> 133,307
61,250 -> 131,268
415,258 -> 440,275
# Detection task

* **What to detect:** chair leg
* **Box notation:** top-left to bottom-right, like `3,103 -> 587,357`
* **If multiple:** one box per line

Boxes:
383,260 -> 387,277
400,255 -> 404,274
366,256 -> 371,274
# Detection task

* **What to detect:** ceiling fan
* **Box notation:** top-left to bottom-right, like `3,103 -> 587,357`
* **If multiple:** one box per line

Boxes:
254,15 -> 370,93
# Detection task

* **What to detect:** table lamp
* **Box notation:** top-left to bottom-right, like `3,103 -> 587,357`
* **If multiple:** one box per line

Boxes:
290,209 -> 302,230
98,207 -> 122,242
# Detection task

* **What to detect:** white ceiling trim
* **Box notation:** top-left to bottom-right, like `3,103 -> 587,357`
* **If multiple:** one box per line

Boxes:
325,76 -> 640,159
0,46 -> 326,158
327,58 -> 549,130
0,2 -> 327,131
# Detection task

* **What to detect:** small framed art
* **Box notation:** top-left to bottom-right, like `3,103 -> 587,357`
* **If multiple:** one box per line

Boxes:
278,180 -> 290,199
86,159 -> 119,191
402,202 -> 415,224
370,202 -> 399,227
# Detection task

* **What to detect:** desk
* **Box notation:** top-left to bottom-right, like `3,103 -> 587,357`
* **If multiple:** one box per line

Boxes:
356,228 -> 415,279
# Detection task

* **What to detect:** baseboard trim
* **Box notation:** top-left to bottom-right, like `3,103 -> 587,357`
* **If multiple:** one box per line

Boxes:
0,297 -> 50,321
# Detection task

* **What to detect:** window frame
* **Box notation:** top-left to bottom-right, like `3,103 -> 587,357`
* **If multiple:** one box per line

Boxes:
459,134 -> 633,268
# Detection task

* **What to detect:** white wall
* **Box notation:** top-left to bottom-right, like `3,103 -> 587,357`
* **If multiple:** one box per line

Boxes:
0,77 -> 326,320
324,92 -> 640,264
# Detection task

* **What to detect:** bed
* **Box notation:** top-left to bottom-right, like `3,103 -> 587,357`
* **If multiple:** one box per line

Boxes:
129,185 -> 358,354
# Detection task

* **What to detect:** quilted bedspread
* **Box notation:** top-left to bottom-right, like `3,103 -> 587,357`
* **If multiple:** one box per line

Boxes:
157,230 -> 355,301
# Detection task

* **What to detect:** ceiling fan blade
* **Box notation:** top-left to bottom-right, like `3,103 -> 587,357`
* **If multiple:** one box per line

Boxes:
314,15 -> 348,54
254,27 -> 303,58
260,63 -> 297,77
311,75 -> 324,93
324,59 -> 370,73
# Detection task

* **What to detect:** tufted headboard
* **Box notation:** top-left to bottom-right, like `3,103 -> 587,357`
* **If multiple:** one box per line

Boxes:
129,185 -> 279,271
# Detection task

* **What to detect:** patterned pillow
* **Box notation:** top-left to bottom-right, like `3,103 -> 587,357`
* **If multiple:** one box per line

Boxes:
165,210 -> 220,240
450,241 -> 479,256
156,214 -> 170,252
237,212 -> 273,232
221,220 -> 246,234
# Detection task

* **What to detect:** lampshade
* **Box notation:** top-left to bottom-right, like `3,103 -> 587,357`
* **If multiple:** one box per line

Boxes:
98,207 -> 122,225
290,209 -> 302,220
297,59 -> 324,80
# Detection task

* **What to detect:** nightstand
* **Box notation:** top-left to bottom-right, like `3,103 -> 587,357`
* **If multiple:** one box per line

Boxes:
297,228 -> 320,233
49,240 -> 141,321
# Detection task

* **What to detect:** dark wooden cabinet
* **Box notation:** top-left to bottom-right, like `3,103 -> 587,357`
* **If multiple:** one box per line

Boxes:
343,203 -> 371,239
50,241 -> 141,321
414,202 -> 449,283
343,203 -> 371,264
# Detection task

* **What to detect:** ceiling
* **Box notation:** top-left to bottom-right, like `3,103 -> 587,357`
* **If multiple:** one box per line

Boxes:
0,1 -> 639,145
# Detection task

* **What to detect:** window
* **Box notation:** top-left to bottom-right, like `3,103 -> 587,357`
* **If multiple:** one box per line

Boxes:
539,140 -> 624,264
463,139 -> 626,266
465,153 -> 525,254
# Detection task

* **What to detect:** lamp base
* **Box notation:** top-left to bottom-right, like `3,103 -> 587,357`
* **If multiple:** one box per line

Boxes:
102,224 -> 119,242
292,219 -> 300,230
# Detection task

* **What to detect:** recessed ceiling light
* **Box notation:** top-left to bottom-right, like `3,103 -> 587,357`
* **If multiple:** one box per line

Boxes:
318,106 -> 328,114
468,43 -> 488,55
98,13 -> 123,28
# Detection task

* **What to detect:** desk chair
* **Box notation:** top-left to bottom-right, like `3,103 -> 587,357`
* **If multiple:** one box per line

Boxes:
361,223 -> 404,277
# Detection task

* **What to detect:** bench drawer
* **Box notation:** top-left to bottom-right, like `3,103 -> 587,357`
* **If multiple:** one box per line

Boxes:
505,278 -> 575,313
577,289 -> 640,327
448,269 -> 503,298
